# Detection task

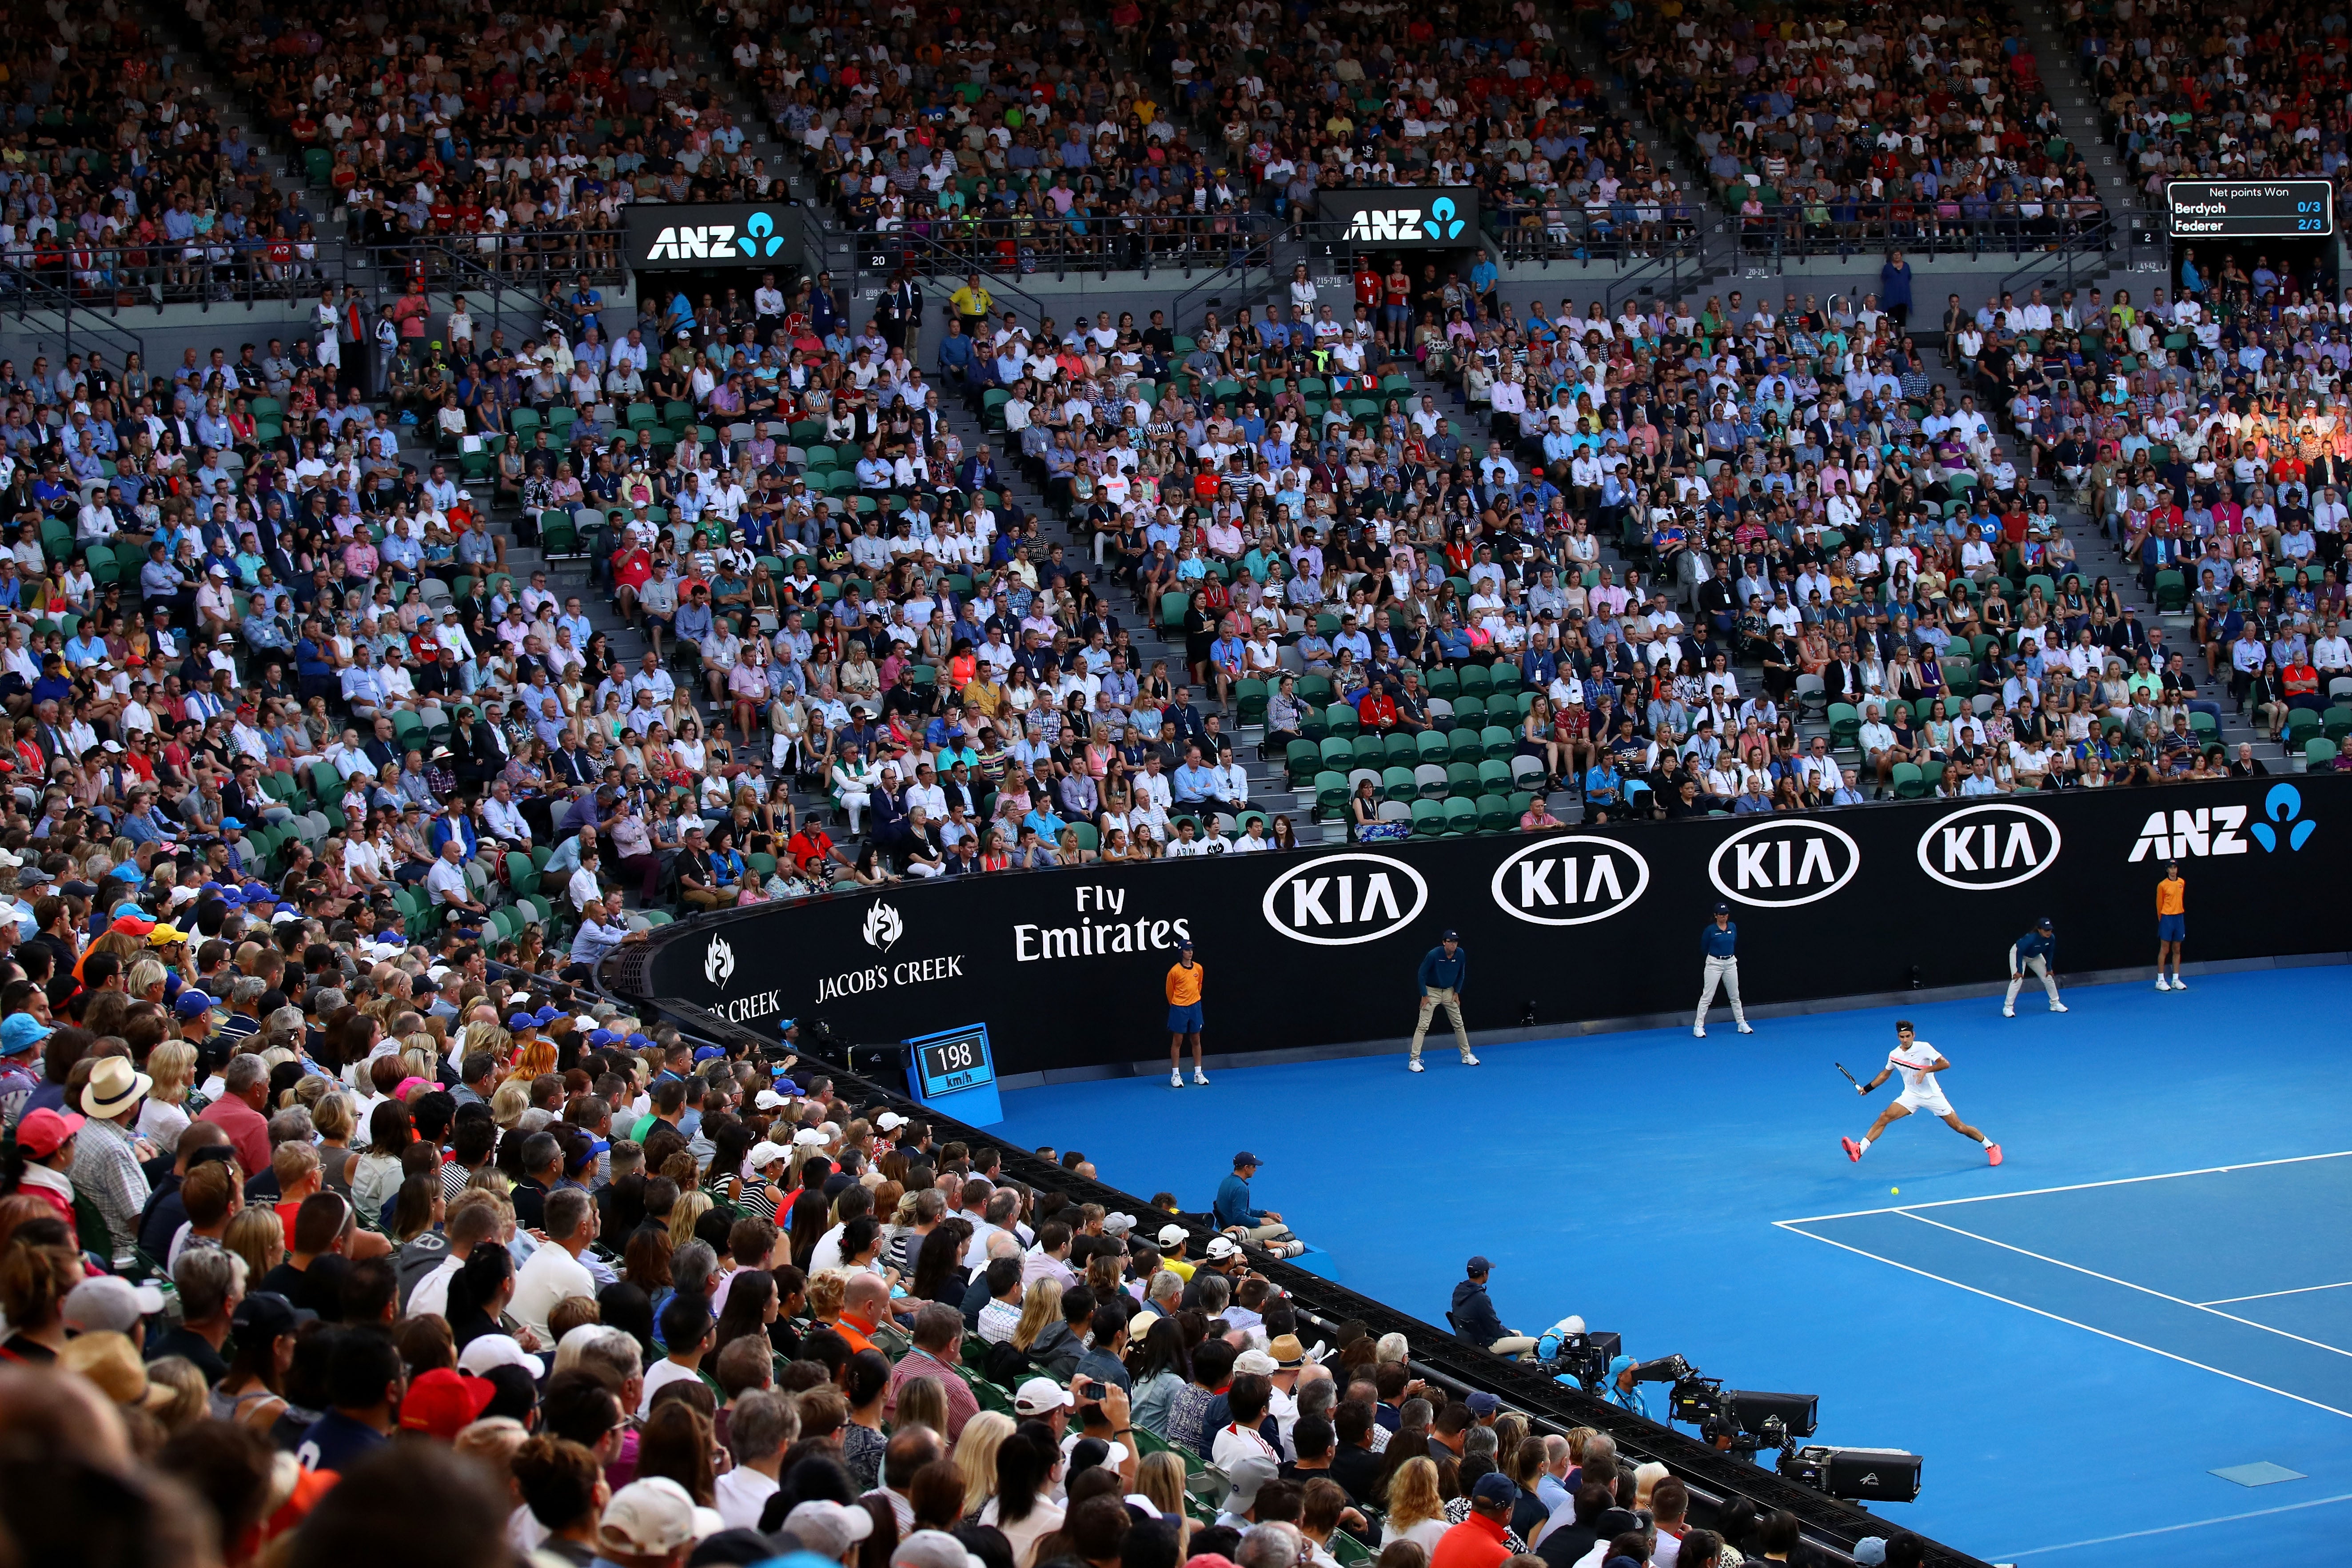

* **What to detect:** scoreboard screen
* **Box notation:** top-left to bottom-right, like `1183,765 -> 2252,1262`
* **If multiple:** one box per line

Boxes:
2167,180 -> 2336,238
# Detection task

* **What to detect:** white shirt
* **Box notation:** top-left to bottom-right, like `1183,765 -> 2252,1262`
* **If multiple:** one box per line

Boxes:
1889,1039 -> 1942,1093
483,795 -> 532,843
508,1241 -> 595,1341
426,856 -> 471,906
407,1254 -> 464,1320
715,1465 -> 780,1531
639,1357 -> 702,1417
809,1222 -> 847,1273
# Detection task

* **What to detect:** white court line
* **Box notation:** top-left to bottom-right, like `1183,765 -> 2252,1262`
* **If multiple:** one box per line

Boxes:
1997,1490 -> 2352,1557
1773,1221 -> 2352,1419
1777,1148 -> 2352,1225
1895,1211 -> 2352,1361
2202,1280 -> 2352,1306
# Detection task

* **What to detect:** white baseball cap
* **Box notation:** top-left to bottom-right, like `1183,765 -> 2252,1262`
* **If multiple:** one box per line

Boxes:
1156,1223 -> 1188,1248
600,1479 -> 698,1556
1013,1376 -> 1074,1415
786,1500 -> 875,1557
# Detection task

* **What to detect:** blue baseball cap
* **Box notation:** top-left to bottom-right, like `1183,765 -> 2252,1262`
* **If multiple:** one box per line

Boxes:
693,1045 -> 726,1062
173,990 -> 217,1020
588,1029 -> 618,1048
240,883 -> 275,904
215,887 -> 244,906
533,1005 -> 561,1024
625,1033 -> 652,1049
219,818 -> 243,831
200,881 -> 224,897
0,1013 -> 52,1055
111,900 -> 144,919
507,1012 -> 538,1031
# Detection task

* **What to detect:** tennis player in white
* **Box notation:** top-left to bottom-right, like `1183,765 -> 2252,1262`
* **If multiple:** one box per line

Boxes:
1842,1021 -> 2002,1166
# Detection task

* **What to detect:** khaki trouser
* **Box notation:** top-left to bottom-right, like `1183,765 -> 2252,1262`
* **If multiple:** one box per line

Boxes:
1488,1334 -> 1538,1360
2005,951 -> 2061,1008
1696,955 -> 1745,1026
1411,986 -> 1471,1059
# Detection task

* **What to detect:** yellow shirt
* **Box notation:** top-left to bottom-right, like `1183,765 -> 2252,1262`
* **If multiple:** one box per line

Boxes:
1166,960 -> 1204,1005
950,284 -> 992,318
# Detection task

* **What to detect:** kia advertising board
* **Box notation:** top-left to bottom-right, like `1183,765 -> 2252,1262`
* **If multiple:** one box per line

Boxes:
622,780 -> 2351,1081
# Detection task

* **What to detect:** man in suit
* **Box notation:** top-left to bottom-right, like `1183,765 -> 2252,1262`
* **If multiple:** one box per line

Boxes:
547,729 -> 594,789
450,704 -> 507,791
1822,642 -> 1869,705
878,269 -> 921,351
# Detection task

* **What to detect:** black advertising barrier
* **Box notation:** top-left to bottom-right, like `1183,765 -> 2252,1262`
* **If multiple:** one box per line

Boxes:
620,777 -> 2352,1079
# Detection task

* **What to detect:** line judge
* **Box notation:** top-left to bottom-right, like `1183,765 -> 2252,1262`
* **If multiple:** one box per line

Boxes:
1408,929 -> 1480,1072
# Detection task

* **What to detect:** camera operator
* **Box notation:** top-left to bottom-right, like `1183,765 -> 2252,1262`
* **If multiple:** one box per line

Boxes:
1607,1354 -> 1650,1416
1451,1256 -> 1537,1359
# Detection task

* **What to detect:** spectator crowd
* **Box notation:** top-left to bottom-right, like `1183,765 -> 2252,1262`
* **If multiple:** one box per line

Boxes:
0,964 -> 1917,1568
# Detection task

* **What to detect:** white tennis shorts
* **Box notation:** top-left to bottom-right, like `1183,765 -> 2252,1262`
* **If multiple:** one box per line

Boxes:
1896,1081 -> 1954,1117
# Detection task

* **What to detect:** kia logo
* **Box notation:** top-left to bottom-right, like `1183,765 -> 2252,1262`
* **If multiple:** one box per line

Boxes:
1490,835 -> 1650,926
1263,852 -> 1429,946
1707,820 -> 1861,908
1916,803 -> 2062,890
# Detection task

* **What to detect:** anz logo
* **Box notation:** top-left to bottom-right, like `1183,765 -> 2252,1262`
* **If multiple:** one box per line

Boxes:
1341,195 -> 1467,242
1263,852 -> 1429,946
2129,784 -> 2319,859
642,211 -> 789,261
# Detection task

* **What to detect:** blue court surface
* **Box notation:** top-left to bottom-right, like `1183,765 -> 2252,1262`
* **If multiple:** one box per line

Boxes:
991,966 -> 2352,1566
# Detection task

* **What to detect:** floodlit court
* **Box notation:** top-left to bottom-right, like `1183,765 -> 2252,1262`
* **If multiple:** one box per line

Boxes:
992,964 -> 2352,1566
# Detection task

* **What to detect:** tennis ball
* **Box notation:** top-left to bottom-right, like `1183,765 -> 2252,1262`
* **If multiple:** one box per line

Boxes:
1890,1187 -> 1900,1194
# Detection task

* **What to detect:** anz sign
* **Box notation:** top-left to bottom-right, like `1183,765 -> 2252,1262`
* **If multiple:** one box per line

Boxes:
624,204 -> 798,271
1317,187 -> 1480,250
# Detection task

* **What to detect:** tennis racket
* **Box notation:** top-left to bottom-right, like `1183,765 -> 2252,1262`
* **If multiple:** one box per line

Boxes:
1835,1061 -> 1868,1094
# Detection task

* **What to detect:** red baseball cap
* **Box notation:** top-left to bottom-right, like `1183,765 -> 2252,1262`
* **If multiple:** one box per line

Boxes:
16,1108 -> 84,1158
397,1368 -> 497,1440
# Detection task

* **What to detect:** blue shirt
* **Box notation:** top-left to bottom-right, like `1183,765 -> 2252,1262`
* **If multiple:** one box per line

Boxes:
297,1409 -> 388,1472
1703,919 -> 1738,957
1214,1171 -> 1268,1227
2012,930 -> 2054,962
1416,944 -> 1467,992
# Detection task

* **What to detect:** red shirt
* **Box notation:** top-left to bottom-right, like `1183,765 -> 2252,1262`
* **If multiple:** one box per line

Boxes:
1358,691 -> 1398,730
197,1093 -> 271,1178
1428,1512 -> 1512,1568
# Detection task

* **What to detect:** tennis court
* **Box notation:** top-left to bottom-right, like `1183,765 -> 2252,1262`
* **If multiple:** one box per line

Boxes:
1778,1152 -> 2352,1418
992,964 -> 2352,1564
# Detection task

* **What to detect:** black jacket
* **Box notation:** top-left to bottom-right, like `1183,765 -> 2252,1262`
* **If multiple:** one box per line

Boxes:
1450,1277 -> 1507,1343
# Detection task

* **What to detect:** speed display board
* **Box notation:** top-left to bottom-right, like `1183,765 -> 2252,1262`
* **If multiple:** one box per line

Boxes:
2167,180 -> 2336,238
